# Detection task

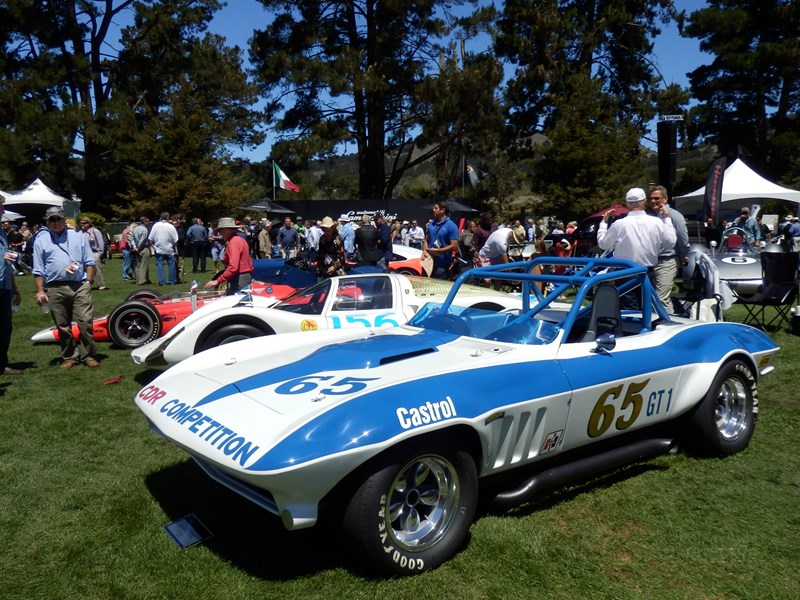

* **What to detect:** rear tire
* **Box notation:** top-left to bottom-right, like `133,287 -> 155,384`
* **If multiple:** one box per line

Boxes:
343,445 -> 477,575
108,300 -> 162,348
684,359 -> 757,457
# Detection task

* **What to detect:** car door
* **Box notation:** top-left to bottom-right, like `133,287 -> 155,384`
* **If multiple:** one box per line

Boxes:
555,328 -> 684,454
325,275 -> 406,330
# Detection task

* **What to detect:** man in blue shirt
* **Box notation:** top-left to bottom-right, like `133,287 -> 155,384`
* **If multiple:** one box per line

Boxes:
33,206 -> 99,369
735,207 -> 760,244
186,217 -> 208,273
277,217 -> 299,258
0,194 -> 23,375
338,214 -> 355,260
423,200 -> 460,279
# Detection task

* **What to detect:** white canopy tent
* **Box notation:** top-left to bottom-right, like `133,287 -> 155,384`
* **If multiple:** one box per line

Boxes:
675,158 -> 800,217
1,178 -> 81,219
1,209 -> 25,222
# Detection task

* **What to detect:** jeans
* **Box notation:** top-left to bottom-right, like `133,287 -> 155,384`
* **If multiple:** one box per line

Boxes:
121,248 -> 134,279
154,253 -> 176,285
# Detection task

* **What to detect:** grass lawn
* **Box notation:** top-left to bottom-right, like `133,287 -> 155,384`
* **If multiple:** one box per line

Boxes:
1,257 -> 798,599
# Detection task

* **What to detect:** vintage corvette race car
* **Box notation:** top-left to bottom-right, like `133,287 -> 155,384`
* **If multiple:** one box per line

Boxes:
131,272 -> 520,366
135,257 -> 778,575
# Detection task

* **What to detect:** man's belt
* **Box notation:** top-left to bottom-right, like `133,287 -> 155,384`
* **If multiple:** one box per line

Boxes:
47,280 -> 85,287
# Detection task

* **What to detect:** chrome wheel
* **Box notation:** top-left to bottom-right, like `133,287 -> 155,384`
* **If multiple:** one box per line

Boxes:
385,455 -> 459,552
715,375 -> 749,440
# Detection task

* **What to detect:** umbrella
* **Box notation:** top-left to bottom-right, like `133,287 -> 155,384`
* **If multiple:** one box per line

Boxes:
588,204 -> 629,219
422,200 -> 478,213
1,209 -> 25,221
238,199 -> 294,214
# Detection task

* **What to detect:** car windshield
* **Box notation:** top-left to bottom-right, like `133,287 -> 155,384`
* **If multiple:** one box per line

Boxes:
273,279 -> 332,315
408,303 -> 561,345
721,227 -> 754,252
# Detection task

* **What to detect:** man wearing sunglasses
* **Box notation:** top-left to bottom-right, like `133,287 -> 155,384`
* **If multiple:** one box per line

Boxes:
32,206 -> 99,369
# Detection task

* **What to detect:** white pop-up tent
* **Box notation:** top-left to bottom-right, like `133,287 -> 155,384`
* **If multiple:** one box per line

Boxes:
675,158 -> 800,216
1,178 -> 81,219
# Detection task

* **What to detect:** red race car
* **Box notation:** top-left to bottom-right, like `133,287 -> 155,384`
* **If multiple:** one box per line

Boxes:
30,282 -> 299,349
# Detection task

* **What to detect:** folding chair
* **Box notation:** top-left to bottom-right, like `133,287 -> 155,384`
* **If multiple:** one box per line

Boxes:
738,251 -> 799,331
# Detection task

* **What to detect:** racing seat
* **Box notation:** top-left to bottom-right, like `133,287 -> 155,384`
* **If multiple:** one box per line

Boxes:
725,234 -> 743,250
738,251 -> 799,331
579,284 -> 624,343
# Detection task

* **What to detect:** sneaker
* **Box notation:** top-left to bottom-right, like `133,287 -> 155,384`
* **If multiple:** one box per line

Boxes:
98,286 -> 108,291
2,367 -> 23,375
60,359 -> 78,369
85,357 -> 101,368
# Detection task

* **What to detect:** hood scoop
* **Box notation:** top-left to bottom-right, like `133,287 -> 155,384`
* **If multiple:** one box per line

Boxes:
192,331 -> 449,409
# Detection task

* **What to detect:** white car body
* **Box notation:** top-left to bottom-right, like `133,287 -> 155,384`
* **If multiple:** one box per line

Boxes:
132,272 -> 521,367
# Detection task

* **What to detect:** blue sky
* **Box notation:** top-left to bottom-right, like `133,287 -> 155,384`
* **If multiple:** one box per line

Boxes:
204,0 -> 712,158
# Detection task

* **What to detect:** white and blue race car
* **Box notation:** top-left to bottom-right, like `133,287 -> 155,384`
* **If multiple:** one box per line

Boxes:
135,257 -> 779,575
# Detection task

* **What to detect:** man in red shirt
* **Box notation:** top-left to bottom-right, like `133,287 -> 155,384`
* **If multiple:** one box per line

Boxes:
204,218 -> 254,295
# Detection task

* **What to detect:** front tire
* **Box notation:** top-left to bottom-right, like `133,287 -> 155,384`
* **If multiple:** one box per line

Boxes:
685,359 -> 757,457
199,323 -> 267,351
343,447 -> 477,575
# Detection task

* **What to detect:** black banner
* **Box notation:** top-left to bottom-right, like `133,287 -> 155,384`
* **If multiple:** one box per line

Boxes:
703,156 -> 727,225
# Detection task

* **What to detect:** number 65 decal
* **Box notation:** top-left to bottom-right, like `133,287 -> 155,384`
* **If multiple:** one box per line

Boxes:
587,378 -> 650,438
275,375 -> 379,395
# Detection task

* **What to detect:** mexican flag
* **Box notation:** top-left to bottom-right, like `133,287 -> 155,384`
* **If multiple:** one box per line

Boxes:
273,162 -> 301,193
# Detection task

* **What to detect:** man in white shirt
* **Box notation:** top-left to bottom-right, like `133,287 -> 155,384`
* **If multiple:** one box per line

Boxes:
148,212 -> 179,286
597,187 -> 676,309
598,188 -> 676,267
407,220 -> 424,249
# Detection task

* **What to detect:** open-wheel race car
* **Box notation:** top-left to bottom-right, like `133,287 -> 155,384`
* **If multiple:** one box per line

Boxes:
709,225 -> 777,298
131,272 -> 522,366
134,256 -> 778,575
29,283 -> 297,349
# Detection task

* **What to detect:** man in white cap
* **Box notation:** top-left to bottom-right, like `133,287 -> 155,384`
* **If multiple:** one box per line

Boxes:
597,188 -> 676,307
204,217 -> 254,294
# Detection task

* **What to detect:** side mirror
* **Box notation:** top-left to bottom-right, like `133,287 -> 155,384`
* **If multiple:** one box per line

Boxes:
591,333 -> 617,354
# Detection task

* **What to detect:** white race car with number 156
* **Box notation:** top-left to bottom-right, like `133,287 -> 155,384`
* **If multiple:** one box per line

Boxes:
131,272 -> 522,366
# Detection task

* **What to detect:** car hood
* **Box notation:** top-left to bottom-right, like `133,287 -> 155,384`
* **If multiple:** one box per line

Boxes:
135,326 -> 543,473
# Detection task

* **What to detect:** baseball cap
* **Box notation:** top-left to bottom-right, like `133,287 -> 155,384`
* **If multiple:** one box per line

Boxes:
625,188 -> 646,204
45,206 -> 66,220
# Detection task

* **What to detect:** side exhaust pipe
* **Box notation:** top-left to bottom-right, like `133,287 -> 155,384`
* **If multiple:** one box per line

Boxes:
491,438 -> 676,510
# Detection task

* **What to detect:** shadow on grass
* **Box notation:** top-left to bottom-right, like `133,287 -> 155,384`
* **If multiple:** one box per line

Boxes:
134,368 -> 166,386
144,460 -> 346,579
143,458 -> 665,580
